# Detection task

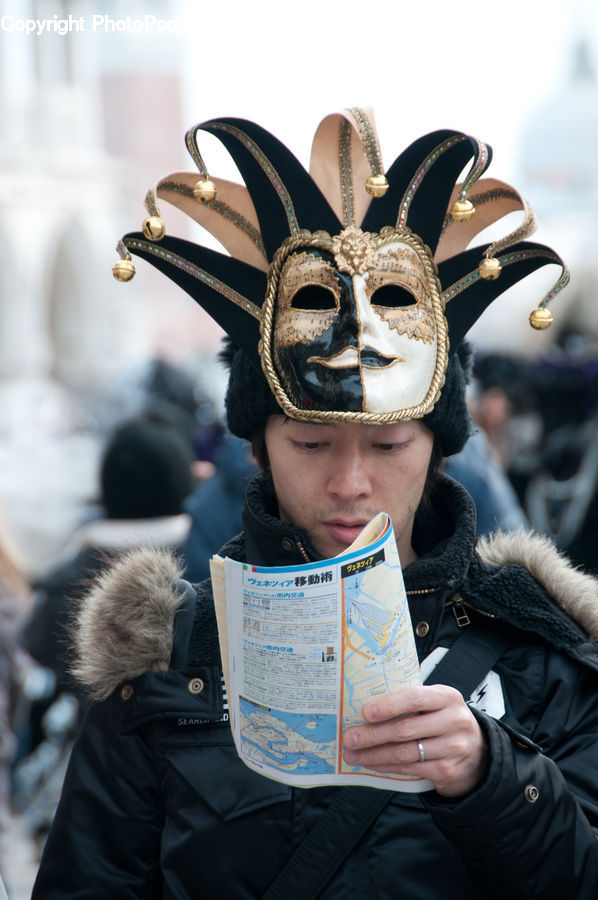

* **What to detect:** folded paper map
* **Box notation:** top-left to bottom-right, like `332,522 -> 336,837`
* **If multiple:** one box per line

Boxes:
210,512 -> 431,792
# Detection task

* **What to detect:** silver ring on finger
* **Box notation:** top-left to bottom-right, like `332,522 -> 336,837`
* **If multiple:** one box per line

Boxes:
417,739 -> 425,763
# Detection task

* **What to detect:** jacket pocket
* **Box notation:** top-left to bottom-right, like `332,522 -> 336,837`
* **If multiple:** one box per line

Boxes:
165,744 -> 291,820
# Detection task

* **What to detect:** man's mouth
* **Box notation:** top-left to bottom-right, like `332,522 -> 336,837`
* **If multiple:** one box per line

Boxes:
323,519 -> 370,546
308,346 -> 402,369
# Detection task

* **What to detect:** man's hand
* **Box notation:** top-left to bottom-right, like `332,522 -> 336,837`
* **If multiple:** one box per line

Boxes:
343,684 -> 488,797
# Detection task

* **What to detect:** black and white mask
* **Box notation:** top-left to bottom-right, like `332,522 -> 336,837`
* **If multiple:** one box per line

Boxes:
264,226 -> 448,422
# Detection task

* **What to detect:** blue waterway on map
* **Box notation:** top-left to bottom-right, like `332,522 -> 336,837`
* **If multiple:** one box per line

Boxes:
343,564 -> 407,712
345,565 -> 405,657
240,700 -> 336,774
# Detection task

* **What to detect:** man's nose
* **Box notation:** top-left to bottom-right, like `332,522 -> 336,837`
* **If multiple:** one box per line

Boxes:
326,450 -> 372,501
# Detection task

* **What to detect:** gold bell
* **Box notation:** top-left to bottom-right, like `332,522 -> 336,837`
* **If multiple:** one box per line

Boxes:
451,199 -> 475,222
193,179 -> 217,203
112,259 -> 136,282
529,307 -> 553,330
142,215 -> 166,242
365,174 -> 389,197
478,257 -> 502,280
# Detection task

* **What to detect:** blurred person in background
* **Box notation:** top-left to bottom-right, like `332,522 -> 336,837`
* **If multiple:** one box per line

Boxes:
472,340 -> 598,574
522,341 -> 598,576
444,427 -> 528,536
24,414 -> 195,713
443,361 -> 528,536
18,415 -> 194,849
0,508 -> 31,886
182,426 -> 256,583
140,358 -> 259,583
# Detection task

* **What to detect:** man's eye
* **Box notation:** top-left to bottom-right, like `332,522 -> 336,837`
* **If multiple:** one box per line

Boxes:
371,285 -> 417,308
374,442 -> 406,452
291,285 -> 337,310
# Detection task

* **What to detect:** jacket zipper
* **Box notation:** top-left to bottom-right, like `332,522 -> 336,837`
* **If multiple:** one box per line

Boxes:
445,593 -> 496,627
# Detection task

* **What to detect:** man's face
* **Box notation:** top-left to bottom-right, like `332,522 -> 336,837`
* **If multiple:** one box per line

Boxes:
272,231 -> 439,417
264,415 -> 434,565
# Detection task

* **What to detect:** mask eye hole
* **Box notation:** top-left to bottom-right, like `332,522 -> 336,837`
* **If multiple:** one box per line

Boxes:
371,285 -> 417,308
291,285 -> 337,311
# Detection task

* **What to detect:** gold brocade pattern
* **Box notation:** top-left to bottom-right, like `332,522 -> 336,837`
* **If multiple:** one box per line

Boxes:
442,248 -> 568,311
455,138 -> 490,203
349,108 -> 384,177
144,189 -> 161,218
125,238 -> 261,320
396,135 -> 465,227
485,200 -> 537,260
209,121 -> 300,235
185,126 -> 210,177
376,305 -> 435,343
338,119 -> 355,227
367,247 -> 435,344
276,251 -> 340,347
440,188 -> 520,233
159,180 -> 266,257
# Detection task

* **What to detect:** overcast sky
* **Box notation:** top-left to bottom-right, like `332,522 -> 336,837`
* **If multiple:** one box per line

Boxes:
179,0 -> 595,183
3,0 -> 593,181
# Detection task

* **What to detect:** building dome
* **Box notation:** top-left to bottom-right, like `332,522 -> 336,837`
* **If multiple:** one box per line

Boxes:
519,40 -> 598,215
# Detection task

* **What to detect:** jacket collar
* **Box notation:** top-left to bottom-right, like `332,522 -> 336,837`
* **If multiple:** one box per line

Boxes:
241,473 -> 321,567
240,470 -> 476,594
404,474 -> 477,595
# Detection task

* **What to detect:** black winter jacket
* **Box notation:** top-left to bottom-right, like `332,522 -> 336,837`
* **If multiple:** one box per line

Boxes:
33,475 -> 598,899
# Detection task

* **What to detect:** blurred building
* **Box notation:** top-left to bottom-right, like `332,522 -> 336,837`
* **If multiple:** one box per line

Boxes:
520,37 -> 598,340
469,33 -> 598,355
0,0 -> 222,572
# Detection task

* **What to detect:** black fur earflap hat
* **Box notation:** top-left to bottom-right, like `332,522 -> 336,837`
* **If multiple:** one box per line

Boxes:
112,108 -> 569,456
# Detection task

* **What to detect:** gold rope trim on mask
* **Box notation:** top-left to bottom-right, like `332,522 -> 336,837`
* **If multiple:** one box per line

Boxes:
159,180 -> 267,257
260,226 -> 449,425
125,238 -> 261,321
397,135 -> 466,227
349,108 -> 384,177
442,248 -> 569,311
338,118 -> 355,228
208,121 -> 300,235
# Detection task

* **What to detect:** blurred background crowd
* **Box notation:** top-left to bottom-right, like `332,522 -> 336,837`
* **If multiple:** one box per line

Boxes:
1,0 -> 597,895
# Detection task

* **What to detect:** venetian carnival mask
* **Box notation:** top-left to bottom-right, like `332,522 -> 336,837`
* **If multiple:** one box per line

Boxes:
113,108 -> 568,425
269,227 -> 444,418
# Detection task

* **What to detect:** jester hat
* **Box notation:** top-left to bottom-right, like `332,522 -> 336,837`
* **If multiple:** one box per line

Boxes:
113,108 -> 568,454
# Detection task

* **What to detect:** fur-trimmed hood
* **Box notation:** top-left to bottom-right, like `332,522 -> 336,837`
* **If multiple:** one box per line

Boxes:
70,473 -> 598,700
71,529 -> 598,701
477,529 -> 598,644
71,547 -> 186,700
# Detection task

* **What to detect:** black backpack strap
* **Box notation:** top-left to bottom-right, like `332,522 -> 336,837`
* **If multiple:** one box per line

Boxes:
262,620 -> 511,900
262,786 -> 393,900
423,620 -> 511,697
169,579 -> 199,669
